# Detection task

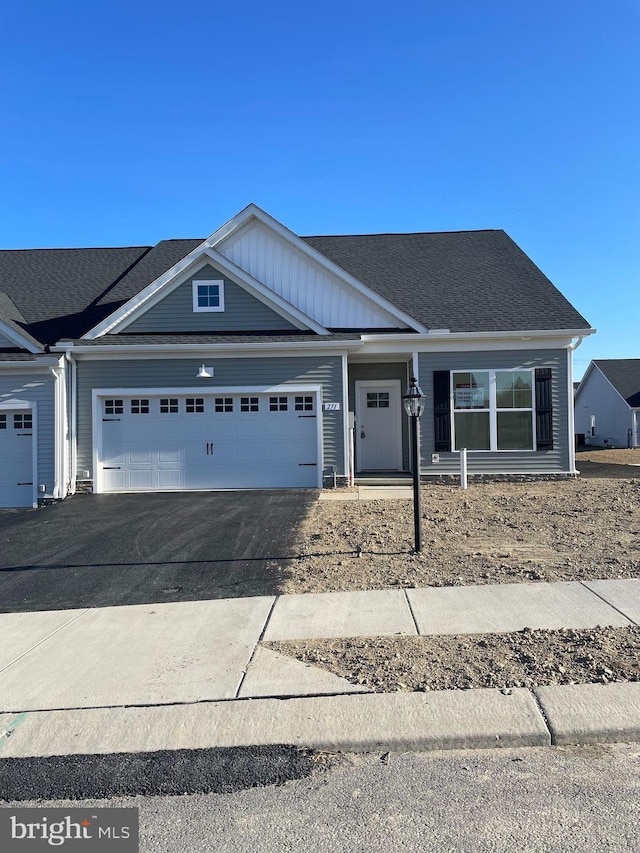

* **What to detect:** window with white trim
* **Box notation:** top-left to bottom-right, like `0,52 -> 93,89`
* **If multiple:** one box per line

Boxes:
130,399 -> 150,415
240,397 -> 259,412
14,413 -> 32,430
192,280 -> 225,312
186,397 -> 205,413
452,370 -> 534,451
215,397 -> 234,413
269,396 -> 288,412
294,395 -> 314,411
104,399 -> 124,415
160,398 -> 179,414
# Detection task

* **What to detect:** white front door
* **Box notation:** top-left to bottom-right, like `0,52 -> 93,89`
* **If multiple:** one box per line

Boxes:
355,381 -> 402,471
0,410 -> 34,508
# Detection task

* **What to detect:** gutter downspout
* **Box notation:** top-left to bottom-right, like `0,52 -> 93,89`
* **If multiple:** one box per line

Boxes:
66,350 -> 78,494
568,336 -> 585,474
49,359 -> 67,499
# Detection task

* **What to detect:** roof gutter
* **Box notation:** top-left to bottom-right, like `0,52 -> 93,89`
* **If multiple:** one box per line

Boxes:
51,339 -> 365,356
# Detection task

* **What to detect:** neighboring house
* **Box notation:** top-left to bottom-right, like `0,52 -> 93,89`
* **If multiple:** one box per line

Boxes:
0,204 -> 594,508
574,359 -> 640,449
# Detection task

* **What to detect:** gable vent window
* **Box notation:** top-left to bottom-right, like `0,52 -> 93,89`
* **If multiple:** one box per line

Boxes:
295,396 -> 314,411
192,280 -> 225,313
104,399 -> 124,415
241,397 -> 259,412
215,397 -> 234,413
14,413 -> 32,430
160,398 -> 179,414
186,397 -> 205,413
131,399 -> 150,415
270,396 -> 288,412
0,414 -> 5,429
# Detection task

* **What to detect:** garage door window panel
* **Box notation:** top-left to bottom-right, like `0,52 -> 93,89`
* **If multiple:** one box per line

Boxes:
295,396 -> 314,412
0,415 -> 5,429
270,396 -> 288,412
160,398 -> 179,414
241,397 -> 259,412
105,399 -> 124,415
215,397 -> 234,413
186,398 -> 205,413
130,399 -> 150,415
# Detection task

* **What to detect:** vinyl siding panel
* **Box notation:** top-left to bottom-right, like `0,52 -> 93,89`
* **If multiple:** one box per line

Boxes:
417,349 -> 571,474
0,372 -> 55,495
126,263 -> 298,333
348,362 -> 411,470
574,368 -> 633,448
76,356 -> 344,479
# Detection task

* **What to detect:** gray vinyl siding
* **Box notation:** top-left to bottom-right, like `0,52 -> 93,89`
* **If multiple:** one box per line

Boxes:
0,372 -> 55,496
75,356 -> 344,479
348,362 -> 411,470
126,264 -> 298,333
417,349 -> 570,474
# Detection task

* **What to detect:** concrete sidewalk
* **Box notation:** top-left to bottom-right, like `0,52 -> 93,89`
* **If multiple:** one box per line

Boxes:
0,578 -> 638,758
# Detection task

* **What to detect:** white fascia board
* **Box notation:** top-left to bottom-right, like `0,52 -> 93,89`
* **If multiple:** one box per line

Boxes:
0,318 -> 44,353
358,329 -> 594,354
208,204 -> 428,334
52,340 -> 363,359
200,247 -> 330,335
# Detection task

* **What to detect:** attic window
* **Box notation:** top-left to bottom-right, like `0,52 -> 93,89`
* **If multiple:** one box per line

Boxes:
193,280 -> 225,313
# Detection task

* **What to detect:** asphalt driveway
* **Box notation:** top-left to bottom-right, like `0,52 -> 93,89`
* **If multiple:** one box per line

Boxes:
0,491 -> 318,613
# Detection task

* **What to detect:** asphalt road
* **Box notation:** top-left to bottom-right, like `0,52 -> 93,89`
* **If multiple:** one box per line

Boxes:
0,491 -> 317,612
2,744 -> 639,852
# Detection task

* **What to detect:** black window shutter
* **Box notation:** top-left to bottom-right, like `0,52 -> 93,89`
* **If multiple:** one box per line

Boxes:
433,371 -> 451,452
535,368 -> 553,450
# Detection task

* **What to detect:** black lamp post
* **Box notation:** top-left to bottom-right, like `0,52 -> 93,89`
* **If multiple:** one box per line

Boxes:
403,377 -> 426,552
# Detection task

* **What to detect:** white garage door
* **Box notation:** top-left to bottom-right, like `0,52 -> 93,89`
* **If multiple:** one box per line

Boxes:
99,392 -> 320,491
0,410 -> 34,508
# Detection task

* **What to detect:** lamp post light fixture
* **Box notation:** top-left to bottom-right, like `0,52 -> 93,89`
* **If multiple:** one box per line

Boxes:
403,376 -> 425,552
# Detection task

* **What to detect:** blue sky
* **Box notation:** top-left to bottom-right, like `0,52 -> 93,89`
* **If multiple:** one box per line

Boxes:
1,1 -> 638,378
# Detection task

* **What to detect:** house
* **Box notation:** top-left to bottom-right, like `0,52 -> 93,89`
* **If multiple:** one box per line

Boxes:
0,204 -> 594,508
574,359 -> 640,449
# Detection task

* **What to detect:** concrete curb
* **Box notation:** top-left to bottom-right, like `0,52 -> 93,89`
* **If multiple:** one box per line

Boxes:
535,682 -> 640,745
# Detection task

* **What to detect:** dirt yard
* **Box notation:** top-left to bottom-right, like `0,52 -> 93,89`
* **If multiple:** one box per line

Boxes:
271,455 -> 640,691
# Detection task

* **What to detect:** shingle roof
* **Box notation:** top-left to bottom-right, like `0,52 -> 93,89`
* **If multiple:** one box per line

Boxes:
302,231 -> 590,333
0,228 -> 591,348
68,332 -> 363,346
0,246 -> 150,344
595,359 -> 640,407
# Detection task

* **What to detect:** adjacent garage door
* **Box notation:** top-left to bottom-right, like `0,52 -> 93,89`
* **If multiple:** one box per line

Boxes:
0,410 -> 34,508
98,391 -> 320,491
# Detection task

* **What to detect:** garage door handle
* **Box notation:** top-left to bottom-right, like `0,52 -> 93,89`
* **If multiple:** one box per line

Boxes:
299,463 -> 317,466
17,432 -> 33,436
103,466 -> 121,470
298,415 -> 316,418
103,418 -> 121,422
17,482 -> 33,486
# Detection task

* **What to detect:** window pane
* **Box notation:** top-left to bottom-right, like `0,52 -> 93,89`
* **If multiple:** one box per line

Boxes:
497,411 -> 533,449
453,372 -> 489,409
454,412 -> 490,450
496,371 -> 532,409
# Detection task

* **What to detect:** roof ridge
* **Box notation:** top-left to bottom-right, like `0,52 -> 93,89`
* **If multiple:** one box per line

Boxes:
302,229 -> 505,238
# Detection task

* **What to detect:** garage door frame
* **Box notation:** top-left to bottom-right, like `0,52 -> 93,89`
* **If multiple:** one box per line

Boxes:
0,400 -> 38,509
92,384 -> 324,492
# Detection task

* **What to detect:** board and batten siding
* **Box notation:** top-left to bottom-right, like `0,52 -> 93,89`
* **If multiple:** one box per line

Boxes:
0,372 -> 55,495
348,362 -> 411,470
75,356 -> 344,479
417,349 -> 571,474
219,220 -> 403,329
126,264 -> 298,333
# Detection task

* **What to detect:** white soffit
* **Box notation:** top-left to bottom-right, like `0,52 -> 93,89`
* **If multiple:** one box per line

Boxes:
215,217 -> 413,330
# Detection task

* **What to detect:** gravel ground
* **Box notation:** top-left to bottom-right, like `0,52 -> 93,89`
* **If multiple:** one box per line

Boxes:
274,456 -> 640,692
267,626 -> 640,692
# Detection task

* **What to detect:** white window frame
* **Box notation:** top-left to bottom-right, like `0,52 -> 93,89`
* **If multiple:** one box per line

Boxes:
451,369 -> 536,452
192,279 -> 225,313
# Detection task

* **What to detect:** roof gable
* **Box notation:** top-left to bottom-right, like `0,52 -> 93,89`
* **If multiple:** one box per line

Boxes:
594,359 -> 640,407
123,262 -> 298,334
